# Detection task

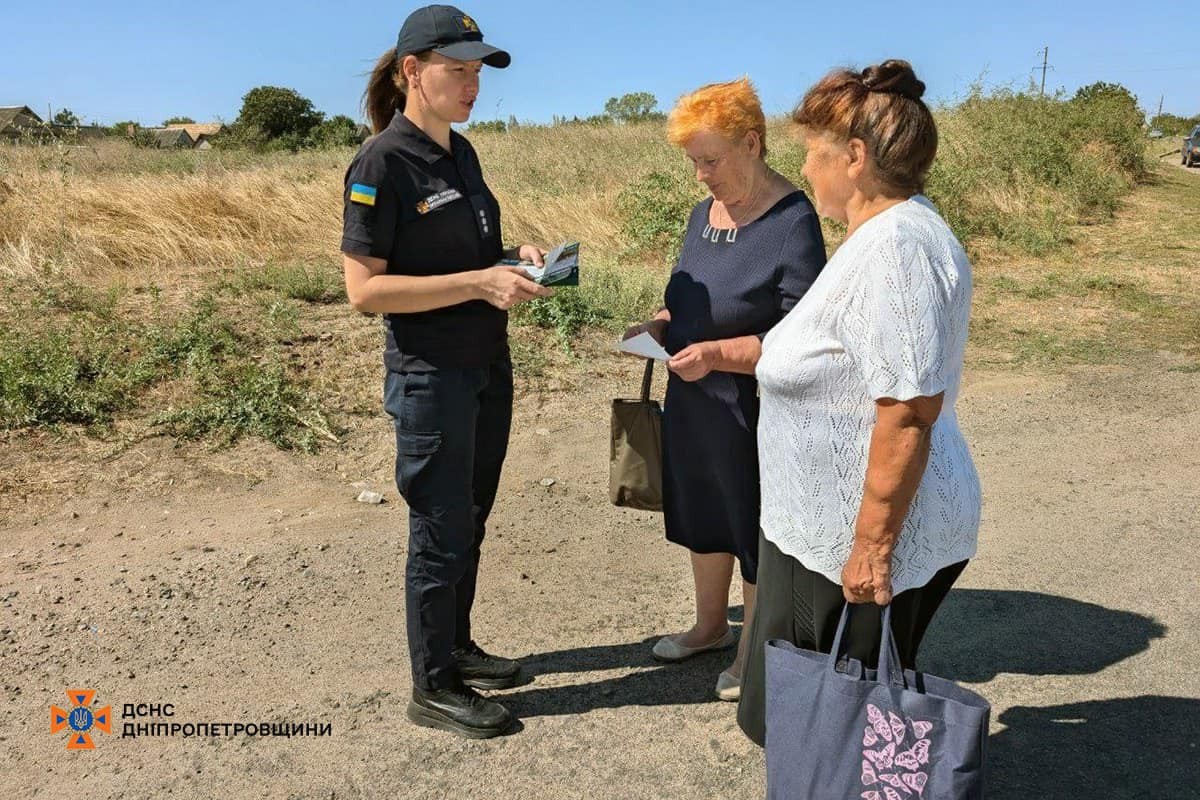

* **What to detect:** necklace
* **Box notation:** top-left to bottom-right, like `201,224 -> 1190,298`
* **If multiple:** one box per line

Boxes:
703,168 -> 769,244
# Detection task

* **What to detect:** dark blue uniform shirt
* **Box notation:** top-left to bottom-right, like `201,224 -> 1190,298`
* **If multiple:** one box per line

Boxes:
341,111 -> 506,371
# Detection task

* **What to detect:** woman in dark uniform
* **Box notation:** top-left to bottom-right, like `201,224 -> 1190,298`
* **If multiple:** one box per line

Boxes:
623,78 -> 825,701
340,5 -> 552,739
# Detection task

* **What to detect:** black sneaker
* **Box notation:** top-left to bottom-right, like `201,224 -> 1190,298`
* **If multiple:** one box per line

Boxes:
452,641 -> 523,690
407,685 -> 513,739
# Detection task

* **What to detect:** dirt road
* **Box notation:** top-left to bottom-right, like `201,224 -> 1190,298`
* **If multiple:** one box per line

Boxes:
2,350 -> 1198,799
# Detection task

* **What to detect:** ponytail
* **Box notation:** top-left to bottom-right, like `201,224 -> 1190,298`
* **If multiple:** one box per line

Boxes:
363,48 -> 432,134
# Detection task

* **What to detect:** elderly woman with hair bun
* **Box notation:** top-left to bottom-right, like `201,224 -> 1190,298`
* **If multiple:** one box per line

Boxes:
623,78 -> 826,702
737,60 -> 982,745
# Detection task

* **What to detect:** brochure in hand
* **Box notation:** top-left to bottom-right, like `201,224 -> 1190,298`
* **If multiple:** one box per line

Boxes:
499,241 -> 580,286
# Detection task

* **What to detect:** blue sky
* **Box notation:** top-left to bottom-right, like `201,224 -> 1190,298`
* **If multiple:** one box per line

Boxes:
2,1 -> 1193,126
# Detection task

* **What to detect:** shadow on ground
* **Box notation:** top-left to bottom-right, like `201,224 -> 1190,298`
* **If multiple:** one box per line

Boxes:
919,589 -> 1165,681
507,633 -> 740,716
508,590 -> 1179,798
988,695 -> 1198,798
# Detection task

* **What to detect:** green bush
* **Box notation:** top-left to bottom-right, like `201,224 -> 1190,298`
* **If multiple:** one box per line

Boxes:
0,287 -> 331,450
0,324 -> 149,428
153,362 -> 327,453
236,263 -> 346,304
308,115 -> 362,149
927,87 -> 1148,253
509,263 -> 665,353
513,290 -> 608,352
1151,113 -> 1200,137
615,170 -> 699,265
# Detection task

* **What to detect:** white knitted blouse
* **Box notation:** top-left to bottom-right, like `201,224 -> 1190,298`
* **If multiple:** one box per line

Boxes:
756,196 -> 981,594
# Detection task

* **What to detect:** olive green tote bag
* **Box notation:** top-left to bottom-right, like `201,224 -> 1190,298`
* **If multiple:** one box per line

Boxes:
609,359 -> 663,512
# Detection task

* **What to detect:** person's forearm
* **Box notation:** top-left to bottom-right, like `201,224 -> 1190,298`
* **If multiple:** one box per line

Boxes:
706,335 -> 762,375
855,406 -> 936,550
350,271 -> 481,314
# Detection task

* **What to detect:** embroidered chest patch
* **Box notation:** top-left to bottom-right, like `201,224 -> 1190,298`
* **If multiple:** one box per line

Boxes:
416,188 -> 463,214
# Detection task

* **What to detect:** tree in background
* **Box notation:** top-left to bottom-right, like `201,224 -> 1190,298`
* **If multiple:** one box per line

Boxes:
603,92 -> 663,123
467,119 -> 507,133
1071,82 -> 1146,174
1072,82 -> 1140,113
104,121 -> 155,147
308,114 -> 363,148
51,108 -> 81,127
163,116 -> 196,126
232,86 -> 324,148
1150,113 -> 1200,137
108,120 -> 139,137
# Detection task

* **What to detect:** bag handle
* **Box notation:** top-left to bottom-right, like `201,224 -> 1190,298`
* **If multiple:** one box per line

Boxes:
639,358 -> 654,402
829,603 -> 906,688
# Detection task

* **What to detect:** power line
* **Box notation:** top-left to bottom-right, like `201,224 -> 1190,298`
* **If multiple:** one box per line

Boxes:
1037,46 -> 1053,97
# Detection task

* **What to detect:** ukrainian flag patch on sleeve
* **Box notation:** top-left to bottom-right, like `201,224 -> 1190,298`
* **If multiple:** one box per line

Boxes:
349,183 -> 377,206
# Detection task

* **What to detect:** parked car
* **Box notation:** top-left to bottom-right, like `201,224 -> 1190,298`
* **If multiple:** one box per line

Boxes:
1183,126 -> 1200,167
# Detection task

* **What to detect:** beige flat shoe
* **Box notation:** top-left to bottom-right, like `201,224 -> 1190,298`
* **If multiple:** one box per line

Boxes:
715,669 -> 741,702
651,628 -> 737,662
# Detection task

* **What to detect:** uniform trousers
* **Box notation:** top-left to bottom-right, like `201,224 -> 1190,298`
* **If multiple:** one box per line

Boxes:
383,357 -> 513,691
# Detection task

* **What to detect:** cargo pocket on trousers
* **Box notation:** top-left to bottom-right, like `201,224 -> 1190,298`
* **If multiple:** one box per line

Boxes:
394,429 -> 442,500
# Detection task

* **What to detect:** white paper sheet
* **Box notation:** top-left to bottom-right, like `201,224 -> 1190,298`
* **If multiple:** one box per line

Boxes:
618,332 -> 671,361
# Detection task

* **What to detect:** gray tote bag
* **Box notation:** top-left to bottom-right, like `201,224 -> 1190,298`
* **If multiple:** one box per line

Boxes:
765,604 -> 991,800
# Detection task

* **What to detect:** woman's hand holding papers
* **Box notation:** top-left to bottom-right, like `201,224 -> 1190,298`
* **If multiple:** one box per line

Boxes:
667,342 -> 718,382
512,244 -> 547,266
622,313 -> 669,348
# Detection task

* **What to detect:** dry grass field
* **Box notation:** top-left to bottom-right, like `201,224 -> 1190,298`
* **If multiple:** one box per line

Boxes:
0,90 -> 1173,459
1,89 -> 1195,499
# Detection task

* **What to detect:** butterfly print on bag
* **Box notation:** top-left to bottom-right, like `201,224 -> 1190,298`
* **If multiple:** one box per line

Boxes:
853,706 -> 934,799
866,704 -> 894,743
894,738 -> 931,771
864,742 -> 896,770
901,772 -> 928,797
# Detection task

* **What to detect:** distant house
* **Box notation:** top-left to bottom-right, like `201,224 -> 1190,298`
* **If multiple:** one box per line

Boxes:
2,106 -> 105,143
149,127 -> 195,148
0,105 -> 46,140
164,122 -> 224,146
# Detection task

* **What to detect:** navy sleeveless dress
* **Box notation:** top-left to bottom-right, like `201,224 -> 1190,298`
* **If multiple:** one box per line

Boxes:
662,190 -> 826,582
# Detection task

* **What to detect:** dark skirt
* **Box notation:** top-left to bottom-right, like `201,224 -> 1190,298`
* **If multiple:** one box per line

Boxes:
737,530 -> 967,746
661,370 -> 761,583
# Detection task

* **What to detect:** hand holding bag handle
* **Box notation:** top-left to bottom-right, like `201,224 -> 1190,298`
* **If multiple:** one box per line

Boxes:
828,603 -> 908,689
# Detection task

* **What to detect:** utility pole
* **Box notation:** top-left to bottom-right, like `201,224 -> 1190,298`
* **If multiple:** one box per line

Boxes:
1157,95 -> 1164,120
1040,47 -> 1049,97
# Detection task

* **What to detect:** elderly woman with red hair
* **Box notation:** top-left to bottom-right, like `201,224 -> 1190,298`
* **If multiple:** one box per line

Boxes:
624,78 -> 826,701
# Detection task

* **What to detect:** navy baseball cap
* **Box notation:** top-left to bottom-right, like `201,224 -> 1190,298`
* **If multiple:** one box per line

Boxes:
397,5 -> 511,68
